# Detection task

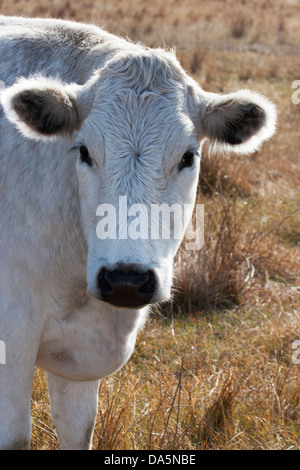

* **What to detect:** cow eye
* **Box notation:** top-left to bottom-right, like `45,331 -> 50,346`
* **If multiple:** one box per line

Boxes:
178,151 -> 195,171
79,145 -> 93,167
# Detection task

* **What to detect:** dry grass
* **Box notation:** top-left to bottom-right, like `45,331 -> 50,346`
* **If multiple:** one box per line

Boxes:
31,304 -> 300,450
1,0 -> 299,451
230,12 -> 253,39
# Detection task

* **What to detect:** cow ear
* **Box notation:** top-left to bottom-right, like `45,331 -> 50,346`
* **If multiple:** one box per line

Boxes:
200,89 -> 276,154
1,76 -> 81,140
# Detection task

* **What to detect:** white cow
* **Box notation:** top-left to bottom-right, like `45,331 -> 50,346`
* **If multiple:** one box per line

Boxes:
0,16 -> 276,449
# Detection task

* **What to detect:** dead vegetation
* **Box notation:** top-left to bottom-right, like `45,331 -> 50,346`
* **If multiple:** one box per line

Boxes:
230,12 -> 253,39
1,0 -> 299,451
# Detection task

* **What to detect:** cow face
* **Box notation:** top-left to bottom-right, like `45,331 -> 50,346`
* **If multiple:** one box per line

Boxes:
1,49 -> 276,309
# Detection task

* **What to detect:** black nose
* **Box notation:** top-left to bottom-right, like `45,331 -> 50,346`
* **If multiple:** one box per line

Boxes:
97,265 -> 157,308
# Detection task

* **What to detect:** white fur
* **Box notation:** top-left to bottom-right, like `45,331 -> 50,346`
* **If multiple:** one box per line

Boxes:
0,16 -> 276,450
201,89 -> 277,155
1,75 -> 82,140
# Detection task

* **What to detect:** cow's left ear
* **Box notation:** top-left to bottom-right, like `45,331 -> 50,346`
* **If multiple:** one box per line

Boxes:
199,89 -> 276,154
1,76 -> 82,140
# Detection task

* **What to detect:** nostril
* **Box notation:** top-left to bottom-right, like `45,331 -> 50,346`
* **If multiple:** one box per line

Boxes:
139,270 -> 156,296
97,268 -> 112,294
137,272 -> 149,290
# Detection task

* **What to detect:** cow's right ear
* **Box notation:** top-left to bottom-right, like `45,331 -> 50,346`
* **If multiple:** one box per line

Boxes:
195,89 -> 276,155
1,76 -> 82,140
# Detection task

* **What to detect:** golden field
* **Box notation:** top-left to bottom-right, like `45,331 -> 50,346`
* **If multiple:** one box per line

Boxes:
0,0 -> 299,450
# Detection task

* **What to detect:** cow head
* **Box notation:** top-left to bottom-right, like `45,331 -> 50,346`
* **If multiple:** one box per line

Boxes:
1,47 -> 276,309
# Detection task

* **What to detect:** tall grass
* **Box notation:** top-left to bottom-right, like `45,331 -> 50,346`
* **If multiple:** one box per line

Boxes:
173,150 -> 299,313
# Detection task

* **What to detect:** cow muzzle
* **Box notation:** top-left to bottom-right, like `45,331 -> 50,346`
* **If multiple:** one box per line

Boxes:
97,264 -> 158,308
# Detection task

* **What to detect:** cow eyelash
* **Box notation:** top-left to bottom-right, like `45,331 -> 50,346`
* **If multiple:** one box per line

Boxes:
178,151 -> 198,171
72,144 -> 93,167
